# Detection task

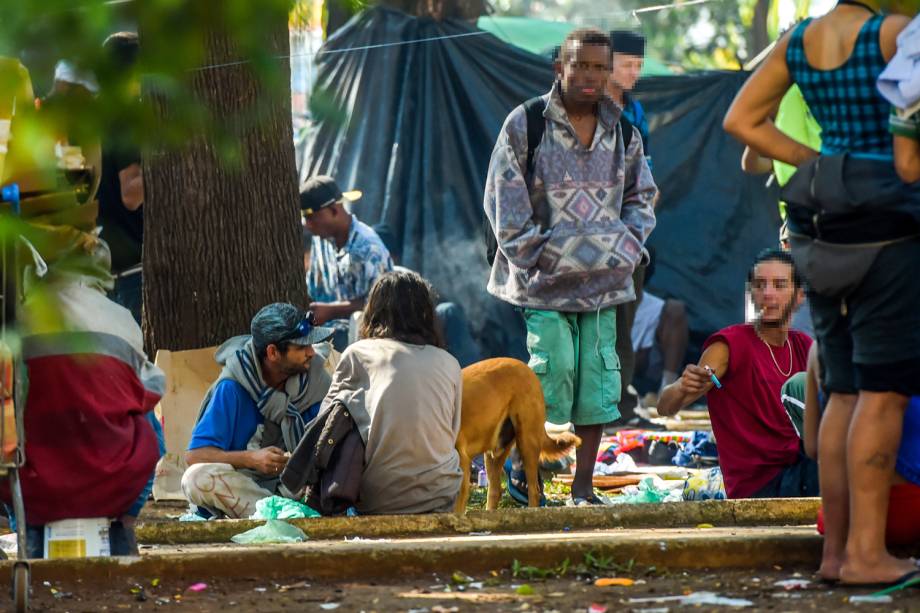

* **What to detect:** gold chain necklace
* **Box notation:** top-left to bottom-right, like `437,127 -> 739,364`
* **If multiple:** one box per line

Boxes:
761,337 -> 793,377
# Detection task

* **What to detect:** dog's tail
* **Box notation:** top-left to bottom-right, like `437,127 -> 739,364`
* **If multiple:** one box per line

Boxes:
540,431 -> 581,462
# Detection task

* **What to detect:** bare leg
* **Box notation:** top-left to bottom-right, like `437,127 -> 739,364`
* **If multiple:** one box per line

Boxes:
817,392 -> 857,581
572,424 -> 603,499
656,300 -> 688,388
840,391 -> 914,584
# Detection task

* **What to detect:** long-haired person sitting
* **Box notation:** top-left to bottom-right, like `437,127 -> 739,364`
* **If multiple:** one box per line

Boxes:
323,270 -> 463,514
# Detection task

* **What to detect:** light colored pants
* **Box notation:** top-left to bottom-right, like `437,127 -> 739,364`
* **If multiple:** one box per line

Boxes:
181,463 -> 272,519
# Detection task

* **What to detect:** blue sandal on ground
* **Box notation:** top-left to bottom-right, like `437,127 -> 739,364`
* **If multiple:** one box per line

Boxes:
503,458 -> 546,507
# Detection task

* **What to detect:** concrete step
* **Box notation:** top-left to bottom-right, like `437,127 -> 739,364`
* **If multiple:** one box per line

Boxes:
2,526 -> 824,586
136,497 -> 821,545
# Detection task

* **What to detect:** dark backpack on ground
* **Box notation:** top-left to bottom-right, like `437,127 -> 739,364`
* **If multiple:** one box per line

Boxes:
484,96 -> 634,266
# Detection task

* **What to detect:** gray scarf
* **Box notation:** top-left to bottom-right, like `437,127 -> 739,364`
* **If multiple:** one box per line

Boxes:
199,335 -> 332,453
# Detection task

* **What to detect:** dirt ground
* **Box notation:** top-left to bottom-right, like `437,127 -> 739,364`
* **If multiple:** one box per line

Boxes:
21,566 -> 917,612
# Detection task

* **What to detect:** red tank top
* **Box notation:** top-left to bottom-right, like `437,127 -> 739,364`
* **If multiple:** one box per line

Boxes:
703,324 -> 812,498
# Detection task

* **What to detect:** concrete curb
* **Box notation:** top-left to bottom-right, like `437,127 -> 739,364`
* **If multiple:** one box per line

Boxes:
1,527 -> 823,586
136,498 -> 821,545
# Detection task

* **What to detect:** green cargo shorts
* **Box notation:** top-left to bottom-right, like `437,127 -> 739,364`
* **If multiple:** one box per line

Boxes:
523,307 -> 621,426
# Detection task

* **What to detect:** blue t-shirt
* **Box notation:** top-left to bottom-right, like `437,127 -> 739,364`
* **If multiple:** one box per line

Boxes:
897,397 -> 920,487
188,380 -> 264,452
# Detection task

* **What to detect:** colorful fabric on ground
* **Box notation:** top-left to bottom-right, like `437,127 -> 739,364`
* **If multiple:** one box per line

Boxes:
308,216 -> 393,303
484,81 -> 657,312
703,324 -> 812,498
2,281 -> 164,524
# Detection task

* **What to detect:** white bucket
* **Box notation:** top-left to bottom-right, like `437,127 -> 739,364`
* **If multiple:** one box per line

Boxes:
43,518 -> 111,559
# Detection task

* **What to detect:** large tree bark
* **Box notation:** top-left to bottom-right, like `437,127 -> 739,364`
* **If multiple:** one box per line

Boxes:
141,18 -> 306,353
749,0 -> 772,61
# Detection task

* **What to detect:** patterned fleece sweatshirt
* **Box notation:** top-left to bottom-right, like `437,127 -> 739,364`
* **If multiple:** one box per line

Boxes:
484,82 -> 658,312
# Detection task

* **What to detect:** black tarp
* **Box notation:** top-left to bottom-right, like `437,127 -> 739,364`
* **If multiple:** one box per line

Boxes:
302,7 -> 781,359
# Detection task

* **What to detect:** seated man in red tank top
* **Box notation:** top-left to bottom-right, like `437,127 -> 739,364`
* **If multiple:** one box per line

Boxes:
658,249 -> 815,498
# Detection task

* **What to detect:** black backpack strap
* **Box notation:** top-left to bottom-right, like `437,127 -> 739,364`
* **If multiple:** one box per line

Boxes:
619,112 -> 634,151
523,96 -> 547,180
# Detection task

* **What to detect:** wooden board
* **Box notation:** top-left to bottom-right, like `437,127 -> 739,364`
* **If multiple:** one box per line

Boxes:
552,475 -> 643,490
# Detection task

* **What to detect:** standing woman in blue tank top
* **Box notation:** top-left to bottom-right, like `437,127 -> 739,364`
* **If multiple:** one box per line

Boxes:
724,1 -> 918,588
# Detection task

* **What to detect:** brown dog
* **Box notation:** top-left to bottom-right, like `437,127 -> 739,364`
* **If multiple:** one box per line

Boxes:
454,358 -> 581,512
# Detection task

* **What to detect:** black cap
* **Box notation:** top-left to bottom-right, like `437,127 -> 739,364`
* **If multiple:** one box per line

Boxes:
299,175 -> 362,215
610,30 -> 646,56
251,303 -> 334,350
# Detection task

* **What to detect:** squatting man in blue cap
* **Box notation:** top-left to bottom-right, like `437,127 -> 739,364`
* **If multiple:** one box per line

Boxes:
181,303 -> 335,518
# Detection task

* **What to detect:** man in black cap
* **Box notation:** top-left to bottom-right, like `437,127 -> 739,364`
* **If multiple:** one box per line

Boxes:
609,30 -> 651,165
182,303 -> 334,518
607,29 -> 661,430
301,175 -> 393,351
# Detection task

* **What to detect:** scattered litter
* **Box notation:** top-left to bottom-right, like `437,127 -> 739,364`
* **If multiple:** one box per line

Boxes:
774,579 -> 811,590
633,609 -> 668,613
431,607 -> 459,613
770,592 -> 801,600
594,577 -> 635,587
468,531 -> 492,536
588,604 -> 608,613
468,582 -> 484,590
849,595 -> 894,604
152,578 -> 161,587
251,495 -> 320,520
231,519 -> 307,544
629,591 -> 753,607
0,533 -> 18,556
254,587 -> 268,593
408,609 -> 430,613
451,571 -> 473,585
178,513 -> 206,522
516,584 -> 535,595
658,542 -> 668,551
279,581 -> 311,592
43,581 -> 51,587
696,523 -> 714,529
319,603 -> 341,610
187,583 -> 208,592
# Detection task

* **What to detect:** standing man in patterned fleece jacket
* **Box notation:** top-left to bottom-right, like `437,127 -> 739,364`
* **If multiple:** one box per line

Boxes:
484,28 -> 657,505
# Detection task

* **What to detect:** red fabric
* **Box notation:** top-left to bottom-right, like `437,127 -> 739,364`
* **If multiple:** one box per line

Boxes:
817,483 -> 920,546
1,353 -> 158,524
703,324 -> 812,498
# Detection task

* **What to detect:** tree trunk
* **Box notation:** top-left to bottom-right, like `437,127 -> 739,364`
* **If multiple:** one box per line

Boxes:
749,0 -> 772,60
141,18 -> 306,353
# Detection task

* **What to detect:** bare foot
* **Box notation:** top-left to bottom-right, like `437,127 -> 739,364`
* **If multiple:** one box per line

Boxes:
818,539 -> 844,581
840,551 -> 918,585
818,557 -> 843,582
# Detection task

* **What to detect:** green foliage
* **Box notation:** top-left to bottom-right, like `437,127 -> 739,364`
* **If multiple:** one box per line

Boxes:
1,0 -> 298,159
489,0 -> 818,70
510,551 -> 637,581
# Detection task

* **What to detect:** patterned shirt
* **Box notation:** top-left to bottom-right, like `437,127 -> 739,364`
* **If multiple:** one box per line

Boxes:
787,16 -> 892,156
484,82 -> 658,312
308,216 -> 393,303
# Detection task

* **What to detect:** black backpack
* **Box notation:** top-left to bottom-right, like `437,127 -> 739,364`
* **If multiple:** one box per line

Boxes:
484,96 -> 634,266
